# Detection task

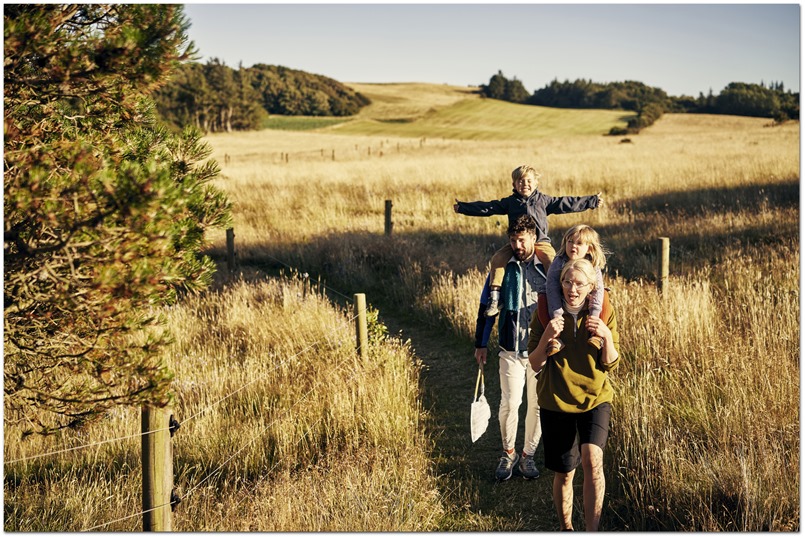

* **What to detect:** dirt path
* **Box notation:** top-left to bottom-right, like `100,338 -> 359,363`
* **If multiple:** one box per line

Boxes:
379,312 -> 558,531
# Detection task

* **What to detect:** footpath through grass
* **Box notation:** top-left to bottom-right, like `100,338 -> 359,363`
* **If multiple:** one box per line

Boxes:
377,309 -> 563,531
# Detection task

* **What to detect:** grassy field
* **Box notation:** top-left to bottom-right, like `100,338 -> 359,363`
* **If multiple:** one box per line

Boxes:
4,84 -> 799,531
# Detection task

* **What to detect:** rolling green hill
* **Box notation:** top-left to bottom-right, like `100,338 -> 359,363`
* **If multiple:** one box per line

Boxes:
331,97 -> 632,140
266,82 -> 633,140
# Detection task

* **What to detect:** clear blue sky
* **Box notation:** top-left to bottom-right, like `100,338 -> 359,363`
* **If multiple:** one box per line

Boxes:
182,3 -> 800,97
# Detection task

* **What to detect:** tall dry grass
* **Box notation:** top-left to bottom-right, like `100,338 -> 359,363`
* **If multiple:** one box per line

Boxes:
4,273 -> 442,531
199,112 -> 798,530
5,107 -> 799,531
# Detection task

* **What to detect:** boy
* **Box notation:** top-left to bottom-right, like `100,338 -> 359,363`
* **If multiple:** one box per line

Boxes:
454,165 -> 603,316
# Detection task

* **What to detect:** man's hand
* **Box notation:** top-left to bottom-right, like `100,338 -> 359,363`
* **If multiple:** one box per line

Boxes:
475,347 -> 487,366
453,198 -> 460,213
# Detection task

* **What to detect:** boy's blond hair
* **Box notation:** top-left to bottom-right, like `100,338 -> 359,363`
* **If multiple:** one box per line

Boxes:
511,165 -> 542,183
560,224 -> 608,269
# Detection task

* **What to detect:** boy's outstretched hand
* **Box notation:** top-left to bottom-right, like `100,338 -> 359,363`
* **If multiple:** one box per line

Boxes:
595,192 -> 604,208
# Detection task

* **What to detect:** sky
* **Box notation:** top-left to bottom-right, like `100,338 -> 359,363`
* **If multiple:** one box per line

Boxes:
182,3 -> 801,98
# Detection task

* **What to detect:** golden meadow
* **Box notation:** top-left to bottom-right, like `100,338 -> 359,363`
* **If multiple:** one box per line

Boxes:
4,84 -> 799,531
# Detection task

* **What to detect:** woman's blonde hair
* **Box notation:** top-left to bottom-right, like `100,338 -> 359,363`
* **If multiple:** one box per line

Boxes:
560,258 -> 598,291
559,224 -> 607,269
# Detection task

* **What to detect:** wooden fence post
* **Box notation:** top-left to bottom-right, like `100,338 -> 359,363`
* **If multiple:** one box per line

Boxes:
226,228 -> 236,273
384,200 -> 393,236
354,293 -> 368,360
657,237 -> 669,297
142,406 -> 173,531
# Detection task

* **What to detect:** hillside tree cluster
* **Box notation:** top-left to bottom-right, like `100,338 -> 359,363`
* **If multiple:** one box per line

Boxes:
155,62 -> 371,133
481,72 -> 800,133
4,4 -> 231,435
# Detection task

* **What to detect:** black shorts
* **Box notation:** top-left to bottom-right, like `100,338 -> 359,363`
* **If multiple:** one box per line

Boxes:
540,403 -> 612,473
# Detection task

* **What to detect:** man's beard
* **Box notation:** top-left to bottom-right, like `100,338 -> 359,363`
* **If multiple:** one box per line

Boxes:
514,248 -> 533,261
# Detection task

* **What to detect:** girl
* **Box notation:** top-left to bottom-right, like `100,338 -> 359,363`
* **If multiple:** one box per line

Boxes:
540,224 -> 610,354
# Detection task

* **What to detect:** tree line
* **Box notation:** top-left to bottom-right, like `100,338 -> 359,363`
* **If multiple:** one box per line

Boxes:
481,71 -> 800,133
155,61 -> 371,133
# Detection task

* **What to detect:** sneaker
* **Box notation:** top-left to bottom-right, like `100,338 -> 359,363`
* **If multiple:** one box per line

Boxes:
495,451 -> 519,481
547,338 -> 565,356
484,288 -> 500,317
518,453 -> 540,479
588,335 -> 604,350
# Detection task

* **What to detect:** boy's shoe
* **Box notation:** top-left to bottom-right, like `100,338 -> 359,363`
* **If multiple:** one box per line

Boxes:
519,453 -> 540,479
547,338 -> 565,356
495,451 -> 519,481
588,335 -> 604,350
485,295 -> 501,317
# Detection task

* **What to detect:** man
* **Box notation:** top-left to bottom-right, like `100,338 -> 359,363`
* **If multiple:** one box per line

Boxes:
473,214 -> 547,481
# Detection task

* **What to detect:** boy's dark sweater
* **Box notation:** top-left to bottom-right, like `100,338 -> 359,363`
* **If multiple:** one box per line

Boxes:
455,189 -> 600,243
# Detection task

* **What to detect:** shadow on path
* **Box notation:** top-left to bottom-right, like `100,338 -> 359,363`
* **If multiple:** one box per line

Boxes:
378,312 -> 560,531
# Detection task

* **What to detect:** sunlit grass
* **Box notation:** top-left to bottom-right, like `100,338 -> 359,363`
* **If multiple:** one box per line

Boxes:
5,84 -> 799,532
200,110 -> 798,530
4,275 -> 441,531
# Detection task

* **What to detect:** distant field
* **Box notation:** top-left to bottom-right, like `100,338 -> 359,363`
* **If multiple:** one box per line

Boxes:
260,116 -> 351,131
348,82 -> 483,120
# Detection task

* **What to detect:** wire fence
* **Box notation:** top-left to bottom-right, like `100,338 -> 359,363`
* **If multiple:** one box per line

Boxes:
5,252 -> 371,532
231,137 -> 434,166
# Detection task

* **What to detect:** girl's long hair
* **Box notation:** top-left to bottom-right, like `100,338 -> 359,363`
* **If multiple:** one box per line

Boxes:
559,224 -> 608,269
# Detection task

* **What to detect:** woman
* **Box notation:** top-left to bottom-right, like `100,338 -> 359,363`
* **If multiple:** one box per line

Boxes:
527,257 -> 620,532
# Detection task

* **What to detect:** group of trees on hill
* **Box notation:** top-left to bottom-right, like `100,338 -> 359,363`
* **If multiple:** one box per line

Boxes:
481,71 -> 800,133
155,62 -> 371,133
5,4 -> 231,434
154,61 -> 798,136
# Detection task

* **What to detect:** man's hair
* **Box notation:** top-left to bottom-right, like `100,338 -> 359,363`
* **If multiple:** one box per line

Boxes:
507,214 -> 537,237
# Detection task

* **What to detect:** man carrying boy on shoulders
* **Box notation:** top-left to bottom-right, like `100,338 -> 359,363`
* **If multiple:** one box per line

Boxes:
473,214 -> 546,481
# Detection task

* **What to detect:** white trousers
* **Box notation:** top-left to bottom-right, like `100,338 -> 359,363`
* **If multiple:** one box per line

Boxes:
498,350 -> 542,456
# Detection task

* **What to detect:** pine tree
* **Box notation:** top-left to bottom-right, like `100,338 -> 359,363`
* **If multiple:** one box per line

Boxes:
4,4 -> 231,435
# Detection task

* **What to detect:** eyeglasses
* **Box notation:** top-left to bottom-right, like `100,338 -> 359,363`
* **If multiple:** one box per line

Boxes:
561,280 -> 592,290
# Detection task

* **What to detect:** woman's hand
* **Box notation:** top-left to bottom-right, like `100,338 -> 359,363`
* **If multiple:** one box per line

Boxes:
585,315 -> 611,341
587,315 -> 619,365
547,316 -> 564,341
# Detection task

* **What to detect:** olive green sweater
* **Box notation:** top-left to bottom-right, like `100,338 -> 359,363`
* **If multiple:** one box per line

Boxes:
527,304 -> 620,413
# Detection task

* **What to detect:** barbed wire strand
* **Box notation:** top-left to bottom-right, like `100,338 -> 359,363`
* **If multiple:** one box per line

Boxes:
4,426 -> 171,465
81,500 -> 173,532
